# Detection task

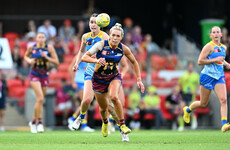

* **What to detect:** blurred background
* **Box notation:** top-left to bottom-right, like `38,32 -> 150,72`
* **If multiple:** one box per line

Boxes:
1,0 -> 230,131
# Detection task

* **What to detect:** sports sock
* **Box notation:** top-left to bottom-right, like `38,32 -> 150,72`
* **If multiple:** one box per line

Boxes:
117,124 -> 122,132
81,119 -> 88,128
79,111 -> 86,120
179,116 -> 184,128
32,120 -> 36,124
109,117 -> 115,124
186,106 -> 192,113
38,118 -> 42,124
70,114 -> 77,121
119,119 -> 125,126
103,118 -> 108,124
222,117 -> 227,126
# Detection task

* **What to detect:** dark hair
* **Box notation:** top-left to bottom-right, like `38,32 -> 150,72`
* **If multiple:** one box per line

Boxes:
187,61 -> 195,67
90,13 -> 98,19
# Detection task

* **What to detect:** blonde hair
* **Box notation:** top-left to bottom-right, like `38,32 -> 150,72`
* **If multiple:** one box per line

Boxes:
110,23 -> 124,37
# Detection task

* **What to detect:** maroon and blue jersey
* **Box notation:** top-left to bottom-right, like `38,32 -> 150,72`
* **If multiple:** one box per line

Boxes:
92,40 -> 123,93
30,44 -> 50,77
94,40 -> 123,76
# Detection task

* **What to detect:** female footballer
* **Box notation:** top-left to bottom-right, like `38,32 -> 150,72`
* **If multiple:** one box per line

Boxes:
183,26 -> 230,132
24,32 -> 59,133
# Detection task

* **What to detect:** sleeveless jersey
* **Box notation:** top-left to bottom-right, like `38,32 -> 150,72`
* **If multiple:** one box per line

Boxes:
30,44 -> 50,77
84,31 -> 105,77
201,41 -> 226,80
94,40 -> 123,76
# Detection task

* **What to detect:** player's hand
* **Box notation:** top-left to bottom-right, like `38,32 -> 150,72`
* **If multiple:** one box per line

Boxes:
72,81 -> 78,90
215,56 -> 225,63
73,64 -> 79,72
226,63 -> 230,70
41,51 -> 48,59
97,58 -> 106,66
137,80 -> 145,93
29,58 -> 36,65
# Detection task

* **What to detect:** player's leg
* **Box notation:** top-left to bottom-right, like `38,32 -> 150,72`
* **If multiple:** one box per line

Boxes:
108,86 -> 124,131
183,85 -> 211,123
0,109 -> 5,131
29,81 -> 44,133
72,80 -> 94,130
108,80 -> 131,134
214,83 -> 230,132
94,92 -> 109,137
36,86 -> 47,133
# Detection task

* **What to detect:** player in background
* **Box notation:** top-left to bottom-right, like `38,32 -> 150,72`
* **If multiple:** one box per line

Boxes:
24,32 -> 59,133
183,26 -> 230,132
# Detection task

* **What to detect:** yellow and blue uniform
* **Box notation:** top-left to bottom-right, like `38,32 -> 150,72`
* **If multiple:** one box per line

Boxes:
200,41 -> 226,90
92,40 -> 123,93
84,31 -> 105,80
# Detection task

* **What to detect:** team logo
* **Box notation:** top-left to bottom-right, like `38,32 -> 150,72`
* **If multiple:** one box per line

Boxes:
32,50 -> 37,54
214,49 -> 221,53
86,41 -> 92,45
102,50 -> 107,55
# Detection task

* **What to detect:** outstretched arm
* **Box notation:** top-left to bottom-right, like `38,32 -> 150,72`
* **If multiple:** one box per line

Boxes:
123,44 -> 145,93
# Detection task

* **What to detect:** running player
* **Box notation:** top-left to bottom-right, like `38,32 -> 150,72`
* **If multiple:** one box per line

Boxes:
24,32 -> 59,133
81,23 -> 145,137
70,14 -> 130,141
183,26 -> 230,132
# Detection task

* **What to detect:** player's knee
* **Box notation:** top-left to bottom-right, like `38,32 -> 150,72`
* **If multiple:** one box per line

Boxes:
219,97 -> 227,104
36,97 -> 44,104
83,97 -> 92,106
109,95 -> 119,104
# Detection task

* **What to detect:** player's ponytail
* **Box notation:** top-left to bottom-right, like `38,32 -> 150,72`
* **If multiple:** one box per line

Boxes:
110,23 -> 124,37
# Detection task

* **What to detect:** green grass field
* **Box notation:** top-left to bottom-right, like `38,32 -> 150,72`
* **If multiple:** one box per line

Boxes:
0,130 -> 230,150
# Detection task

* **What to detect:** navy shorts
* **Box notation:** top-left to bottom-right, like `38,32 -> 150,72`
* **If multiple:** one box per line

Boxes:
200,73 -> 225,90
0,98 -> 6,109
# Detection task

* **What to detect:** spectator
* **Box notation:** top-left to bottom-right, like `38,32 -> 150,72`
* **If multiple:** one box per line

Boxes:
0,71 -> 7,131
139,86 -> 165,129
123,17 -> 133,36
132,25 -> 143,45
143,34 -> 160,53
37,19 -> 57,40
24,20 -> 37,36
55,79 -> 73,125
123,32 -> 137,56
17,59 -> 30,80
165,86 -> 185,131
75,20 -> 86,40
127,86 -> 141,130
26,31 -> 36,48
58,19 -> 75,42
53,38 -> 65,63
178,61 -> 199,129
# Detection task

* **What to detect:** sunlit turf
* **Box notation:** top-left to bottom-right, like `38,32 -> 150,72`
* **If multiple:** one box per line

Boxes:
0,129 -> 229,150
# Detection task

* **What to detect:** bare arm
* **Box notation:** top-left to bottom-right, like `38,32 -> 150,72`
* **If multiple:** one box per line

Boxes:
41,45 -> 59,65
198,43 -> 224,65
24,45 -> 35,65
119,56 -> 129,79
73,34 -> 87,71
69,55 -> 78,89
123,44 -> 145,93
